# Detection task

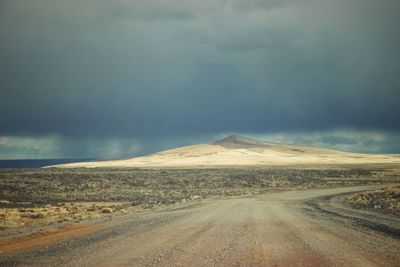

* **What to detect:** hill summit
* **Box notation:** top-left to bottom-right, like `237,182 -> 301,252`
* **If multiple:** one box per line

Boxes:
213,135 -> 271,148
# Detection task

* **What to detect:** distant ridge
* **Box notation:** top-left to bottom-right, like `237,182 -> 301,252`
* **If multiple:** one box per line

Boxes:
47,135 -> 400,168
213,135 -> 271,148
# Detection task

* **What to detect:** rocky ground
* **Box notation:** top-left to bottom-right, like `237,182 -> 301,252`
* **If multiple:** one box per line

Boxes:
0,164 -> 399,231
1,185 -> 400,266
345,185 -> 400,215
0,201 -> 131,229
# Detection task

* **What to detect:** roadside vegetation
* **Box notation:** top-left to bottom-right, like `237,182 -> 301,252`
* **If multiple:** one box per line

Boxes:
345,185 -> 400,215
1,165 -> 399,229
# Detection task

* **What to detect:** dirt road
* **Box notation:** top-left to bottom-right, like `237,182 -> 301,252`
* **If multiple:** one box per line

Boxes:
1,185 -> 400,266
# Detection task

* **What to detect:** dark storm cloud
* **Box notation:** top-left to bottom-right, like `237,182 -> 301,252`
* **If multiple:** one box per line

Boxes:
1,0 -> 400,157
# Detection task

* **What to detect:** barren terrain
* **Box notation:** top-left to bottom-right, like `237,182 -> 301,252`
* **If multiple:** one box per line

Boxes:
1,136 -> 400,266
345,185 -> 400,215
1,184 -> 400,266
1,164 -> 399,231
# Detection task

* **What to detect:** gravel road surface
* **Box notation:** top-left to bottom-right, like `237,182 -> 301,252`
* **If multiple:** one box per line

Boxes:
1,185 -> 400,266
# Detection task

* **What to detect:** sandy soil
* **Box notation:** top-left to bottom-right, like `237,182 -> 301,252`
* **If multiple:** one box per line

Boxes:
0,201 -> 130,229
1,185 -> 399,266
0,224 -> 99,255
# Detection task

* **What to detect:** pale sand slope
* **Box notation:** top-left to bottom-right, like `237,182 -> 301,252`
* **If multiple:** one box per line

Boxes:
49,135 -> 400,168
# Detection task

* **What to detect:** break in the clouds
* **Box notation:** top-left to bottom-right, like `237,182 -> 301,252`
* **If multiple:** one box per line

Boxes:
1,0 -> 400,158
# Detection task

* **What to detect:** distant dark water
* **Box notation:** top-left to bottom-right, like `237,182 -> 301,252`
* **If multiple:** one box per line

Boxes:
0,159 -> 95,168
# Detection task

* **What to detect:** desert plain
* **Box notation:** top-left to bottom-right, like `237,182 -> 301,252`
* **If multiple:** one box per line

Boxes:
1,136 -> 400,266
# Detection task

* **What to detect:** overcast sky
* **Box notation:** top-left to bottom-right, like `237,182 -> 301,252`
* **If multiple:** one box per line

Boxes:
1,0 -> 400,159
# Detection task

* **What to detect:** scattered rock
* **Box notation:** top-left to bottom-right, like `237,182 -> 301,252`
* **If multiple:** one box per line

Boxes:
190,195 -> 202,201
346,186 -> 400,215
29,213 -> 45,219
101,208 -> 113,214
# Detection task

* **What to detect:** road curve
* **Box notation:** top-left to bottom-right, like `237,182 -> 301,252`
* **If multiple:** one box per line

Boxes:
1,185 -> 400,266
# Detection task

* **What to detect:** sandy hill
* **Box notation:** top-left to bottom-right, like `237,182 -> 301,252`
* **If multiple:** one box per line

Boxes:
48,135 -> 400,168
